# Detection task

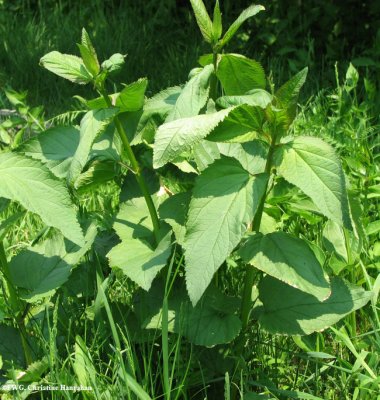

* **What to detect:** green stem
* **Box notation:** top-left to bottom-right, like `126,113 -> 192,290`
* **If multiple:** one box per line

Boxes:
162,249 -> 177,400
240,139 -> 276,330
209,51 -> 219,100
99,89 -> 160,244
0,241 -> 33,365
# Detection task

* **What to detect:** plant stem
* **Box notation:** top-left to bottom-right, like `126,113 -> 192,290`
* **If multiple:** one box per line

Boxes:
209,51 -> 219,100
99,89 -> 160,244
240,139 -> 276,330
162,249 -> 177,400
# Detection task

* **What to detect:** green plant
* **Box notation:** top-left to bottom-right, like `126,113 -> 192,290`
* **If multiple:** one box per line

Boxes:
0,1 -> 376,399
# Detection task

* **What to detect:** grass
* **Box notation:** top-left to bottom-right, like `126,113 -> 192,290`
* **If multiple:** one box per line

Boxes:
0,0 -> 204,115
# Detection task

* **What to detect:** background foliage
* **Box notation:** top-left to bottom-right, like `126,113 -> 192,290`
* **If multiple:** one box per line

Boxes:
1,0 -> 380,113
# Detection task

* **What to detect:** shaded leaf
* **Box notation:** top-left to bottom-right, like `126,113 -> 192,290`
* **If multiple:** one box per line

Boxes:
0,325 -> 24,365
9,224 -> 97,301
134,281 -> 241,346
258,276 -> 371,335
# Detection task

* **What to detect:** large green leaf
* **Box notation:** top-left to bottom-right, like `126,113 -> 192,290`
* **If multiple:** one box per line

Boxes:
107,197 -> 172,291
0,153 -> 84,245
18,126 -> 80,178
239,232 -> 330,301
153,106 -> 235,168
166,64 -> 213,121
189,0 -> 213,43
184,157 -> 268,304
216,54 -> 266,95
40,51 -> 92,84
257,276 -> 372,335
274,136 -> 351,229
134,282 -> 242,347
9,224 -> 97,302
67,108 -> 117,184
218,5 -> 265,49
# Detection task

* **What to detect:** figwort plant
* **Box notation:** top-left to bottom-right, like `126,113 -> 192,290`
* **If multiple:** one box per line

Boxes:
0,1 -> 374,398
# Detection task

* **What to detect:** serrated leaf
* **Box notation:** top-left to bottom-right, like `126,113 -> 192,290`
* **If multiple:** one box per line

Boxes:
219,4 -> 265,49
184,157 -> 268,304
153,106 -> 236,168
207,104 -> 265,143
108,197 -> 172,291
40,51 -> 92,84
274,67 -> 308,124
212,0 -> 223,42
190,0 -> 213,43
274,136 -> 351,229
258,276 -> 372,335
216,89 -> 272,109
240,232 -> 330,301
78,28 -> 99,76
68,108 -> 117,184
0,153 -> 84,245
166,64 -> 213,122
18,126 -> 80,178
216,54 -> 266,95
9,224 -> 97,302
